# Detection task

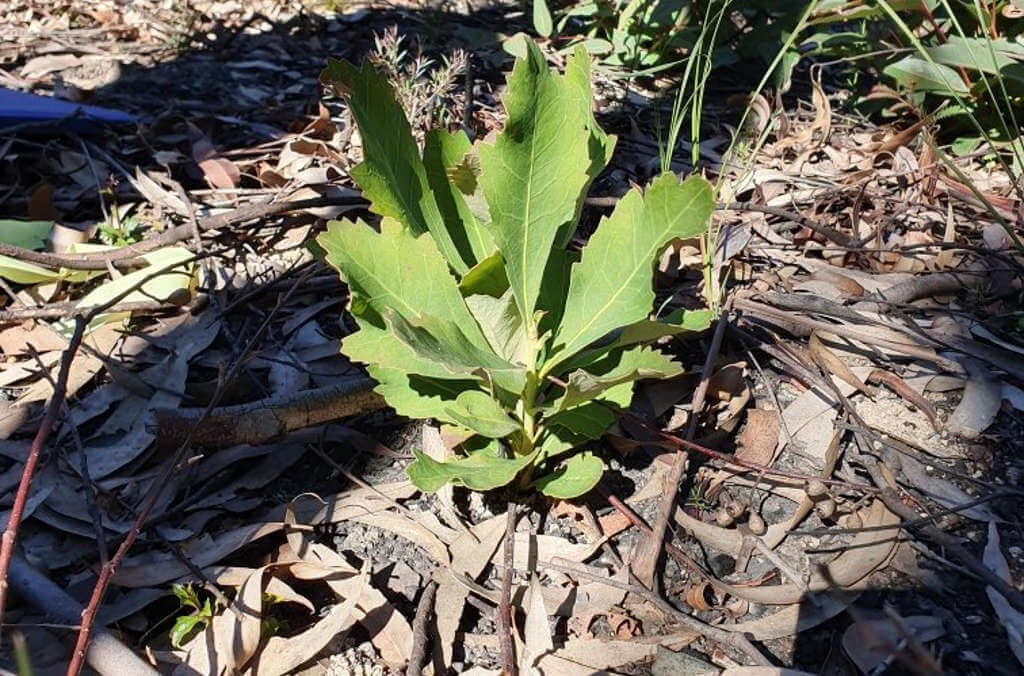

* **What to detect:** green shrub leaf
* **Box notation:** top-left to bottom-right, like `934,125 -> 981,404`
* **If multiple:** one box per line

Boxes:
883,56 -> 969,94
446,390 -> 522,438
548,173 -> 713,371
534,451 -> 603,498
423,129 -> 495,266
408,442 -> 538,492
388,311 -> 527,394
555,346 -> 681,411
478,41 -> 595,328
321,60 -> 468,272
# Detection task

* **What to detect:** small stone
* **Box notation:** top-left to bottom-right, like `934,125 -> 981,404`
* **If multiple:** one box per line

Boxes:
1009,546 -> 1022,558
708,553 -> 735,578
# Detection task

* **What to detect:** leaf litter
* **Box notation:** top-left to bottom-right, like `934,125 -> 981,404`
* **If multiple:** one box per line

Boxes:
0,1 -> 1022,674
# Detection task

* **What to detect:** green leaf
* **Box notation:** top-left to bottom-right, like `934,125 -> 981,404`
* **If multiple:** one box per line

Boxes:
388,311 -> 527,394
460,251 -> 509,298
320,59 -> 467,273
478,41 -> 595,328
367,365 -> 470,425
545,402 -> 615,440
170,614 -> 208,648
319,219 -> 492,355
534,451 -> 603,498
0,254 -> 61,284
55,247 -> 195,336
883,56 -> 969,94
423,129 -> 495,266
533,0 -> 553,37
407,442 -> 538,492
343,319 -> 450,378
465,291 -> 528,364
549,174 -> 713,370
446,390 -> 521,438
555,346 -> 681,411
0,219 -> 52,249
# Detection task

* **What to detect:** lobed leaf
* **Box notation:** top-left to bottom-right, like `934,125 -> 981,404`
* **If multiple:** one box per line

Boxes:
407,442 -> 538,492
549,173 -> 713,372
554,346 -> 681,412
478,42 -> 596,328
321,59 -> 468,272
319,218 -> 491,353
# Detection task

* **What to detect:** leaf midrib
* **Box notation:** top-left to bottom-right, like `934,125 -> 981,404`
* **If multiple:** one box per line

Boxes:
555,186 -> 704,362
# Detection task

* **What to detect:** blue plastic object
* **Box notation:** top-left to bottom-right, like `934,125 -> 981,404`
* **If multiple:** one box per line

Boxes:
0,87 -> 135,132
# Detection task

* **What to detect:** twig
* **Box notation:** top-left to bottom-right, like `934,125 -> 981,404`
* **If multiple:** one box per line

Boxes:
407,581 -> 437,676
66,270 -> 308,676
0,195 -> 366,270
7,554 -> 158,675
498,501 -> 519,676
632,309 -> 728,589
153,378 -> 384,448
543,560 -> 771,666
0,298 -> 184,323
0,316 -> 87,632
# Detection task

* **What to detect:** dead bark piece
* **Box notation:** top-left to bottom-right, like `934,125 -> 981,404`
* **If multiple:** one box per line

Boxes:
154,378 -> 384,447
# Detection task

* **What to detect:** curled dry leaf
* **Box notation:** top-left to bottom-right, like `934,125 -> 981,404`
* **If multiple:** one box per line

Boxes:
984,521 -> 1024,667
947,365 -> 1001,439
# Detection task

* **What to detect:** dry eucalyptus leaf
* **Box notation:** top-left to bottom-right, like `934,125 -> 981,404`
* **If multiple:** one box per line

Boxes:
521,574 -> 555,674
984,521 -> 1024,667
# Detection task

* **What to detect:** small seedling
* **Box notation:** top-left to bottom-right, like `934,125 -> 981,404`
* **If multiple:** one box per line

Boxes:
318,39 -> 713,499
169,583 -> 215,648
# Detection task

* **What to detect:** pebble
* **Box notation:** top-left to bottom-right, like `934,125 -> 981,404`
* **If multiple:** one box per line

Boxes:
1009,546 -> 1022,558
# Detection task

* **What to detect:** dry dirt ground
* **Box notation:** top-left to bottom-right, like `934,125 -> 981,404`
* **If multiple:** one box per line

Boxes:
1,1 -> 1023,675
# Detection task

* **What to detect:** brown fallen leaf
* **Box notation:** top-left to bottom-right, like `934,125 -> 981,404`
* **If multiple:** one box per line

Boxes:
808,331 -> 871,397
188,122 -> 240,190
521,575 -> 554,674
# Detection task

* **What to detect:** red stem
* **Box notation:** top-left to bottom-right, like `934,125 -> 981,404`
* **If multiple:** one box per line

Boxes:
0,318 -> 86,632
